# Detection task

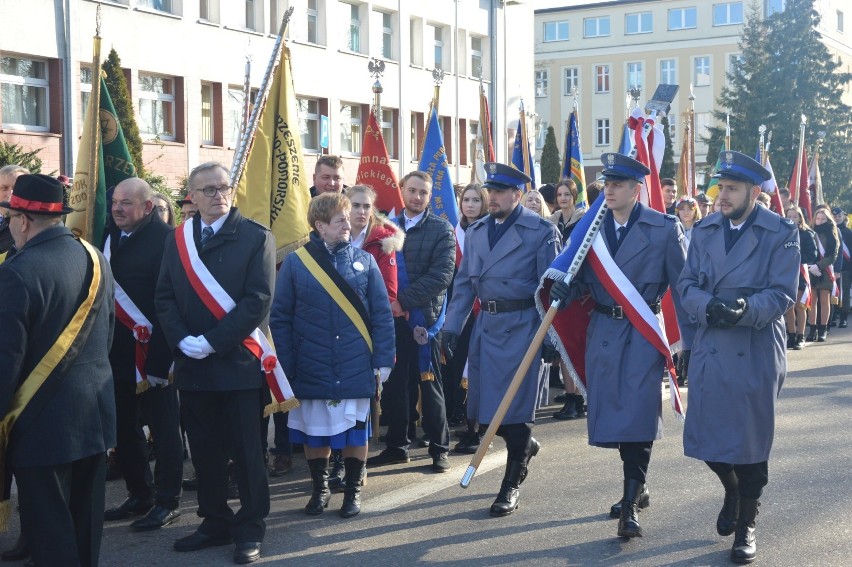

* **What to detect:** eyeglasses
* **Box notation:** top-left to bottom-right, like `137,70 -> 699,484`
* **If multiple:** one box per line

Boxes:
194,185 -> 233,198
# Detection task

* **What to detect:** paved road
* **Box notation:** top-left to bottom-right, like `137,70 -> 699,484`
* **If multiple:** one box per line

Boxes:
4,327 -> 850,566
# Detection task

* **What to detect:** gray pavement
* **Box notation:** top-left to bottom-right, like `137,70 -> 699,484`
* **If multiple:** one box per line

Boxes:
3,326 -> 850,566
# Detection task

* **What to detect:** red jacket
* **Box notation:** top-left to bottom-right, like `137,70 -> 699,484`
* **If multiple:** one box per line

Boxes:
361,218 -> 405,303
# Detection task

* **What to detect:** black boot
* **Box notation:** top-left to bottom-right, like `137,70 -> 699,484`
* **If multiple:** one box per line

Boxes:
785,332 -> 796,349
714,470 -> 739,536
518,438 -> 540,486
609,485 -> 650,518
574,394 -> 587,418
730,498 -> 759,564
489,459 -> 525,517
339,457 -> 364,518
553,395 -> 579,420
840,313 -> 848,328
328,450 -> 346,492
454,421 -> 484,454
817,324 -> 828,342
617,479 -> 644,538
305,458 -> 331,515
806,325 -> 818,342
793,334 -> 805,350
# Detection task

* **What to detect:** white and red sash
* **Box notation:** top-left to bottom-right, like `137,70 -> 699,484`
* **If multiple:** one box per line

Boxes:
105,235 -> 153,394
174,221 -> 298,415
585,232 -> 686,421
799,264 -> 812,307
816,237 -> 838,297
842,240 -> 850,262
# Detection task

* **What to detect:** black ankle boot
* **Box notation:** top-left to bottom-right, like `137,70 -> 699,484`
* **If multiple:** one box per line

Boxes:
731,498 -> 759,564
489,459 -> 525,516
806,325 -> 818,342
339,457 -> 364,518
715,470 -> 739,536
617,479 -> 644,538
817,324 -> 828,342
840,313 -> 848,328
609,485 -> 650,518
328,450 -> 346,491
574,394 -> 587,417
553,395 -> 579,420
305,458 -> 331,515
786,332 -> 796,349
454,420 -> 484,454
793,334 -> 805,350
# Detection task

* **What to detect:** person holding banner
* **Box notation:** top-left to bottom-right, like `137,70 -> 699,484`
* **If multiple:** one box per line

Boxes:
155,162 -> 276,565
102,178 -> 184,531
677,150 -> 799,565
271,192 -> 395,519
549,153 -> 692,539
0,174 -> 116,567
443,163 -> 560,516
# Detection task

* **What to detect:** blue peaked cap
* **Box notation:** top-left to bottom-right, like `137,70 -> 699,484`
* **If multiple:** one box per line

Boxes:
712,150 -> 772,185
600,152 -> 651,181
483,162 -> 531,190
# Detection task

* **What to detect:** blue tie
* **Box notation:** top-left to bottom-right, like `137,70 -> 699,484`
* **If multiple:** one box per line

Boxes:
616,226 -> 626,243
201,226 -> 214,248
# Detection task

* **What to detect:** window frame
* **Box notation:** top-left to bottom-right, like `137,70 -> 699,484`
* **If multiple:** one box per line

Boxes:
594,64 -> 610,94
137,73 -> 177,141
200,82 -> 215,145
595,118 -> 610,147
668,7 -> 697,31
713,2 -> 744,27
625,12 -> 652,35
584,16 -> 610,38
660,59 -> 677,85
535,69 -> 549,98
298,97 -> 320,152
563,67 -> 579,96
1,55 -> 50,132
381,108 -> 395,159
693,56 -> 711,87
543,20 -> 569,42
627,61 -> 643,91
339,102 -> 362,156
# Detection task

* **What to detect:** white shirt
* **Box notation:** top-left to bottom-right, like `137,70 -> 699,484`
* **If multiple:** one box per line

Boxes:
351,226 -> 368,249
403,210 -> 425,231
728,220 -> 743,231
202,214 -> 228,236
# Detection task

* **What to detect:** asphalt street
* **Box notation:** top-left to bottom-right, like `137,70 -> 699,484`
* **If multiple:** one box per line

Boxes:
4,325 -> 850,566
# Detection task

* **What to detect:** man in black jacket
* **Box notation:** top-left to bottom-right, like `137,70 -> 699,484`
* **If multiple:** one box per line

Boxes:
156,162 -> 276,565
0,174 -> 116,567
0,165 -> 29,262
367,171 -> 454,472
832,207 -> 852,327
103,178 -> 183,531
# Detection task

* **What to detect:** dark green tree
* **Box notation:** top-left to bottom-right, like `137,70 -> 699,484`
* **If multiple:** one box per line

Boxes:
540,125 -> 561,184
706,0 -> 852,207
659,115 -> 676,180
102,48 -> 145,178
0,141 -> 47,173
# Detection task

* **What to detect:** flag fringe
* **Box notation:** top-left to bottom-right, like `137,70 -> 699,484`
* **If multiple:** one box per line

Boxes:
533,281 -> 586,396
275,235 -> 310,264
420,371 -> 436,382
263,397 -> 300,417
0,499 -> 10,532
135,380 -> 150,395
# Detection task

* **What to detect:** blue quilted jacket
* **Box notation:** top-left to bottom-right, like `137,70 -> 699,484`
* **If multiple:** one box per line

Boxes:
270,232 -> 395,400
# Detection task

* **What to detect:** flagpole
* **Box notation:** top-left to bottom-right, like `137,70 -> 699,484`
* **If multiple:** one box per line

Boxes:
688,84 -> 696,196
368,58 -> 385,119
813,131 -> 825,206
85,7 -> 103,240
239,51 -> 252,144
230,6 -> 294,187
725,114 -> 731,151
518,99 -> 532,192
418,68 -> 445,161
792,114 -> 807,204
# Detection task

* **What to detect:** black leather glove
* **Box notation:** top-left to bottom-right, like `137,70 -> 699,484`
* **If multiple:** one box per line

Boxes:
541,342 -> 560,363
441,331 -> 459,360
549,280 -> 574,310
721,298 -> 748,325
707,297 -> 748,328
676,350 -> 691,383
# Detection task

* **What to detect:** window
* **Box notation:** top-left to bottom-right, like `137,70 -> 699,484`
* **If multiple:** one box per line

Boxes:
728,53 -> 744,75
410,18 -> 423,66
626,12 -> 652,34
696,112 -> 713,139
584,16 -> 610,38
766,0 -> 784,16
307,0 -> 319,43
543,21 -> 569,42
564,67 -> 579,96
668,7 -> 697,30
343,2 -> 362,53
1,56 -> 49,130
536,120 -> 548,150
693,56 -> 711,87
594,64 -> 610,93
714,2 -> 743,26
660,59 -> 676,85
381,12 -> 393,59
471,36 -> 483,77
595,119 -> 610,146
535,70 -> 548,97
381,109 -> 395,159
200,0 -> 220,23
245,0 -> 257,31
430,24 -> 445,69
269,0 -> 283,33
340,103 -> 361,154
80,66 -> 93,124
298,98 -> 319,151
138,74 -> 175,140
225,86 -> 257,148
838,10 -> 845,32
200,83 -> 214,144
372,10 -> 394,59
627,62 -> 643,91
140,0 -> 173,12
668,115 -> 677,141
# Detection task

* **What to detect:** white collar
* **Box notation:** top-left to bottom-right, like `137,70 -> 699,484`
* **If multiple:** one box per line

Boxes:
202,214 -> 228,235
728,220 -> 743,231
351,226 -> 368,249
404,210 -> 425,227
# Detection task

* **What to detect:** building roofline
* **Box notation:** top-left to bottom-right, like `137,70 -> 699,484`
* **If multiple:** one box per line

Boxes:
535,0 -> 659,15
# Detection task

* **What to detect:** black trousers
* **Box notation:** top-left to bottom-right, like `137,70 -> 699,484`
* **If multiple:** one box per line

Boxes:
482,422 -> 533,462
384,318 -> 449,455
114,378 -> 183,508
15,453 -> 105,567
181,389 -> 269,543
706,461 -> 769,500
443,316 -> 475,419
619,441 -> 653,484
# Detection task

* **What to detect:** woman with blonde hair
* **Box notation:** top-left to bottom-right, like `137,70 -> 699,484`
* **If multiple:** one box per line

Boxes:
675,196 -> 702,250
523,190 -> 549,218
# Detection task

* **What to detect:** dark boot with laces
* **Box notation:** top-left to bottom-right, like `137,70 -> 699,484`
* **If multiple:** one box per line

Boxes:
730,498 -> 759,564
489,459 -> 524,517
339,457 -> 364,518
617,479 -> 644,538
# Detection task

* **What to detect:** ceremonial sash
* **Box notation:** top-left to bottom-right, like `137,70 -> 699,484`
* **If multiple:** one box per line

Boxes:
174,221 -> 298,416
0,239 -> 106,530
799,264 -> 812,307
294,242 -> 373,352
842,240 -> 850,262
585,232 -> 686,421
104,235 -> 153,394
816,236 -> 838,297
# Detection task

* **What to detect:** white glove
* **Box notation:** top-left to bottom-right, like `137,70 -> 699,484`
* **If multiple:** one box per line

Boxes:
147,375 -> 170,387
196,335 -> 215,354
178,336 -> 209,360
808,264 -> 822,276
375,367 -> 392,383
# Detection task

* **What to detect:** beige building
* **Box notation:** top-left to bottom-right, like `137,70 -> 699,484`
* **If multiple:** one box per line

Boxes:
534,0 -> 852,181
0,0 -> 534,188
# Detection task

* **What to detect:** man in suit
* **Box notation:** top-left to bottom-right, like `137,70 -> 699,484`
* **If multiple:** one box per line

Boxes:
103,177 -> 183,531
550,153 -> 692,539
442,163 -> 561,515
156,162 -> 275,565
0,174 -> 116,567
678,151 -> 799,564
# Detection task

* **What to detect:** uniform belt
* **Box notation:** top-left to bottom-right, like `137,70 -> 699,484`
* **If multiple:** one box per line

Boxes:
593,301 -> 661,319
482,298 -> 536,314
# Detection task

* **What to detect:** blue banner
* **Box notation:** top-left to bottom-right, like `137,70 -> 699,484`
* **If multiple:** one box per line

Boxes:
562,111 -> 587,208
418,107 -> 459,226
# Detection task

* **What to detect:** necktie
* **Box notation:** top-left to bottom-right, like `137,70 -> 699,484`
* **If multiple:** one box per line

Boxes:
201,226 -> 214,248
616,226 -> 626,243
118,235 -> 129,249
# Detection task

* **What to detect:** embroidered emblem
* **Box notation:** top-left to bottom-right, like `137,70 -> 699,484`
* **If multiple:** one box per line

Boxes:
607,154 -> 616,166
784,240 -> 800,249
488,163 -> 498,174
724,151 -> 734,169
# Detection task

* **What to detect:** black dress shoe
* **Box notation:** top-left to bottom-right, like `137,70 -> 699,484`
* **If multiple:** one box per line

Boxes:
182,472 -> 198,491
173,530 -> 233,552
104,496 -> 154,521
130,505 -> 181,531
1,534 -> 29,561
233,542 -> 261,564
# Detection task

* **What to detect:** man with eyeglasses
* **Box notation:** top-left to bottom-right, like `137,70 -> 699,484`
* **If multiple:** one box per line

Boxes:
156,162 -> 276,565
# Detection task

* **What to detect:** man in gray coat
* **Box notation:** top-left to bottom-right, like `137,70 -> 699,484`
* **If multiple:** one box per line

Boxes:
550,153 -> 692,539
443,163 -> 560,516
678,150 -> 799,565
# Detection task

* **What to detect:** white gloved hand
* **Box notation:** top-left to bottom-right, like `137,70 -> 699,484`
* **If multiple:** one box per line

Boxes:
375,367 -> 392,383
196,335 -> 215,355
808,264 -> 822,276
147,375 -> 170,387
179,336 -> 209,359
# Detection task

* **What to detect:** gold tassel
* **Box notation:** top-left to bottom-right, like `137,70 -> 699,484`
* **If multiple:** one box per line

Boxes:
0,499 -> 11,532
263,397 -> 300,417
460,378 -> 468,390
420,371 -> 435,382
136,380 -> 150,395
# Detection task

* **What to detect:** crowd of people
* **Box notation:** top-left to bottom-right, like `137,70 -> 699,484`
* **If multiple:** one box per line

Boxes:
0,149 -> 846,566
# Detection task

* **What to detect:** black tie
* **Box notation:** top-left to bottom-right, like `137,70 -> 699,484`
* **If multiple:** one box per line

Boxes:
118,235 -> 129,249
616,226 -> 626,243
201,226 -> 214,248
